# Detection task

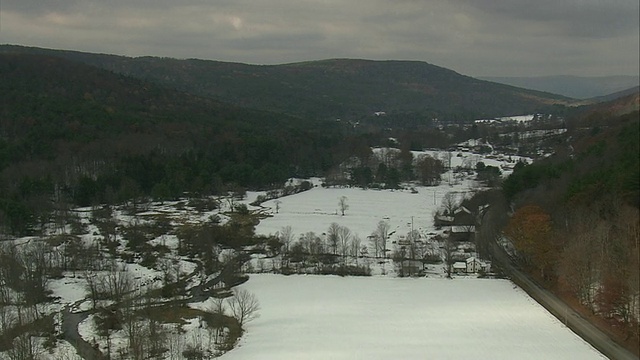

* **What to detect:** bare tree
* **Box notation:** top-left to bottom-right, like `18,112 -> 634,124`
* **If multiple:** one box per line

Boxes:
7,333 -> 41,360
392,244 -> 408,277
227,288 -> 260,328
337,226 -> 352,263
21,241 -> 52,313
84,269 -> 102,309
372,221 -> 390,258
105,260 -> 133,303
166,324 -> 186,360
0,303 -> 17,344
338,196 -> 349,216
211,296 -> 226,315
441,192 -> 460,216
123,300 -> 146,360
444,151 -> 453,170
278,226 -> 294,266
351,234 -> 362,266
306,232 -> 324,257
406,229 -> 420,261
443,235 -> 455,279
327,223 -> 340,255
208,297 -> 227,345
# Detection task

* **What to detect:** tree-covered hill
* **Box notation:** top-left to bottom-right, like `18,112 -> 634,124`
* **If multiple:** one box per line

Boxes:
0,53 -> 342,234
0,45 -> 574,121
500,92 -> 639,352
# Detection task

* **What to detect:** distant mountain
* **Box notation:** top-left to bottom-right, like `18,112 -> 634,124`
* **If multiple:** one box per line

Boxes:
0,45 -> 573,121
588,85 -> 640,103
581,89 -> 640,118
480,75 -> 640,100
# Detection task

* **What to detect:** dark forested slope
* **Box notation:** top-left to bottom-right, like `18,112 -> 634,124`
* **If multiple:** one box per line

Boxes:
501,92 -> 640,353
0,45 -> 573,121
0,54 -> 341,234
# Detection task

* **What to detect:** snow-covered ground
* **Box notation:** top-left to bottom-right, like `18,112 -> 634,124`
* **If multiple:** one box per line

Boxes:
221,274 -> 606,360
3,147 -> 607,359
252,148 -> 522,240
254,183 -> 468,240
475,114 -> 536,123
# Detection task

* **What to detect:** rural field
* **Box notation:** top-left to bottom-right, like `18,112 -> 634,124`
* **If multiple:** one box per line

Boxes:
220,274 -> 606,360
228,164 -> 607,359
252,148 -> 521,239
0,150 -> 611,359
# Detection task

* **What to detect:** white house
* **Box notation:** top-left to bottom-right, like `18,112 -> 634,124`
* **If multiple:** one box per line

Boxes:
453,262 -> 467,274
465,257 -> 491,273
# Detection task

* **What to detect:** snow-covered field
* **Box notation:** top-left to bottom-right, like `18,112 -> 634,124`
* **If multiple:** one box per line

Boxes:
251,148 -> 514,239
254,182 -> 470,240
221,274 -> 606,360
1,147 -> 607,359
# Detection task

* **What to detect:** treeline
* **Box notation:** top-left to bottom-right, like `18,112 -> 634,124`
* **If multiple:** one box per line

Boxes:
325,145 -> 446,189
0,54 -> 343,235
503,112 -> 639,203
501,109 -> 639,350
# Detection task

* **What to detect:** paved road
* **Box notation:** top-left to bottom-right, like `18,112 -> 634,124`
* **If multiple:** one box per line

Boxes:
489,239 -> 639,360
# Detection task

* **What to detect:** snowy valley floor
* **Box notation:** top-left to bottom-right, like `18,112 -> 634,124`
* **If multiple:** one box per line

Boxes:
220,274 -> 606,360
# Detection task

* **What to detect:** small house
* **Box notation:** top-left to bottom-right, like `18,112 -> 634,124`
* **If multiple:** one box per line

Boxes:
450,225 -> 475,242
453,262 -> 467,274
465,257 -> 491,273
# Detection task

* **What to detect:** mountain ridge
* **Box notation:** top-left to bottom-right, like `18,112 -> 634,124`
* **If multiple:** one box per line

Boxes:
0,45 -> 574,121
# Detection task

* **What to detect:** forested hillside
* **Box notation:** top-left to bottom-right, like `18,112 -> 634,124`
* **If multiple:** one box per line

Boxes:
0,45 -> 573,121
0,54 -> 343,235
501,94 -> 640,352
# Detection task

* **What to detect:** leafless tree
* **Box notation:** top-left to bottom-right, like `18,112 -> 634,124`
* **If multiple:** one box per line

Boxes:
227,288 -> 260,328
556,209 -> 602,310
391,244 -> 408,277
327,222 -> 340,255
307,232 -> 325,256
105,260 -> 133,303
338,196 -> 349,216
351,234 -> 362,266
84,269 -> 102,309
441,192 -> 460,216
278,226 -> 294,265
337,226 -> 352,263
372,221 -> 390,258
0,302 -> 16,341
443,235 -> 455,279
211,296 -> 226,315
406,230 -> 420,261
20,241 -> 52,312
166,324 -> 186,360
7,333 -> 41,360
208,297 -> 227,345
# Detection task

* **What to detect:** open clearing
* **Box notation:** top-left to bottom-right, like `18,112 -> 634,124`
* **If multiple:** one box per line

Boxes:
221,274 -> 606,360
253,179 -> 477,239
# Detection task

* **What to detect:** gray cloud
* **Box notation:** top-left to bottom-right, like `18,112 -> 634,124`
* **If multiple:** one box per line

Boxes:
0,0 -> 637,76
455,0 -> 639,38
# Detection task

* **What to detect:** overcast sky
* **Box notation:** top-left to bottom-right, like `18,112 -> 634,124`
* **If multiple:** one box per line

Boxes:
1,0 -> 638,77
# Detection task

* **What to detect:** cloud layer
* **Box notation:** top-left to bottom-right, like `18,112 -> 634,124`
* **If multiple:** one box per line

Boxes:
1,0 -> 638,76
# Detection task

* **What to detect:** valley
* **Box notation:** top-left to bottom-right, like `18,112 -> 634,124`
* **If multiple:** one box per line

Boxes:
0,46 -> 637,359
